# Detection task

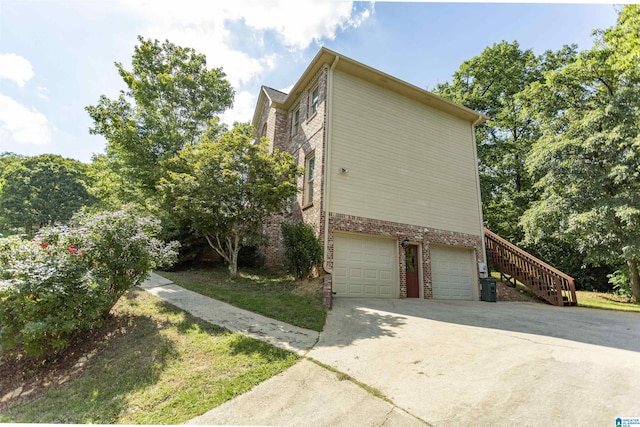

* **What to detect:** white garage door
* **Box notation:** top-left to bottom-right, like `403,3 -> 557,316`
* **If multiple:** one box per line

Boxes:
431,245 -> 475,300
333,234 -> 396,298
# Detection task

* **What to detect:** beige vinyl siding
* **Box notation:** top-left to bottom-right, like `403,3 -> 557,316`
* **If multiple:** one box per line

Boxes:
329,69 -> 482,236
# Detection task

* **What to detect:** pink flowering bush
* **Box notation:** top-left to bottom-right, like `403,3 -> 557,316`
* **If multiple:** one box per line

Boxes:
0,209 -> 179,359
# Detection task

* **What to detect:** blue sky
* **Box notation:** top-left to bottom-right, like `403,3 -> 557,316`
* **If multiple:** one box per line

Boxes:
0,1 -> 619,163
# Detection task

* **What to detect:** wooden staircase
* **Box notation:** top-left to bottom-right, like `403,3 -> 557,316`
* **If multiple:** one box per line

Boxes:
484,226 -> 577,306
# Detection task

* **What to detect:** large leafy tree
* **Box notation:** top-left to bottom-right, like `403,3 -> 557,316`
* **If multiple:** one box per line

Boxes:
86,36 -> 234,204
434,41 -> 576,241
520,5 -> 640,300
0,152 -> 25,175
159,123 -> 302,278
0,154 -> 96,235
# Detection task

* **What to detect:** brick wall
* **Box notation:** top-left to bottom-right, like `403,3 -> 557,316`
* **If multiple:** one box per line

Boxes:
323,213 -> 484,305
262,67 -> 329,268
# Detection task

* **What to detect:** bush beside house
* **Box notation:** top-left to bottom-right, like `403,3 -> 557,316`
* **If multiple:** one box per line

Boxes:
281,222 -> 323,279
0,209 -> 178,359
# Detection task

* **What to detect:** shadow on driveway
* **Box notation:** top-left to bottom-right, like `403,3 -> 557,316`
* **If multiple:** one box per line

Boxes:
327,298 -> 640,353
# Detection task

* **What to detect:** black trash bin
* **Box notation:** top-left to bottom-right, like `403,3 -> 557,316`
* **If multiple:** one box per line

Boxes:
480,277 -> 497,302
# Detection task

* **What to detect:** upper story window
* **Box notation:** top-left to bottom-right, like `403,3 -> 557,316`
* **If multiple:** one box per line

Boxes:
309,86 -> 319,116
292,108 -> 300,134
304,152 -> 315,207
261,122 -> 268,139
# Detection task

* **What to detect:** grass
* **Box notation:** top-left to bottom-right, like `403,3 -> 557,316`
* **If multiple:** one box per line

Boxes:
576,291 -> 640,313
0,289 -> 298,424
308,358 -> 392,404
490,272 -> 640,312
159,266 -> 327,332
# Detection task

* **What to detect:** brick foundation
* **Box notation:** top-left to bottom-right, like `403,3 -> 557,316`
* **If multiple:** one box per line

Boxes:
323,213 -> 484,305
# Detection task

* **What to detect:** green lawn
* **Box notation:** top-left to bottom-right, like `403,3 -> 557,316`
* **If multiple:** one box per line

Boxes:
490,272 -> 640,312
159,267 -> 327,331
576,291 -> 640,313
0,289 -> 298,424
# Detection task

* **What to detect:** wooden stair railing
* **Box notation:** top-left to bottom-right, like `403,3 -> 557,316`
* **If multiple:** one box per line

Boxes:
484,226 -> 577,306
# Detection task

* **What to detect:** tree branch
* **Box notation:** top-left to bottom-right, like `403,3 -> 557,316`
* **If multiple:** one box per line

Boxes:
597,77 -> 614,97
205,234 -> 230,264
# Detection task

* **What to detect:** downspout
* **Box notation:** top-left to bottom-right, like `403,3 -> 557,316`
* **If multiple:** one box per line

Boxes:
471,114 -> 488,279
322,55 -> 340,274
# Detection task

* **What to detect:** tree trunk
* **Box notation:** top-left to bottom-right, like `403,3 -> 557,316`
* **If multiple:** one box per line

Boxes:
627,258 -> 640,303
228,248 -> 239,278
227,232 -> 240,279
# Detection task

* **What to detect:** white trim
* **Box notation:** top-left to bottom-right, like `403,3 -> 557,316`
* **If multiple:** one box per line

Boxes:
323,55 -> 340,274
309,85 -> 320,116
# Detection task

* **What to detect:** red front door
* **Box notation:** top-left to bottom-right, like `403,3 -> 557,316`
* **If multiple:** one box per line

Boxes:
405,244 -> 419,298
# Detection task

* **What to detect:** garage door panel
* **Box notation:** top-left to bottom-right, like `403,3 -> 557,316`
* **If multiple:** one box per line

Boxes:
363,253 -> 378,264
349,268 -> 363,279
378,253 -> 392,264
350,284 -> 364,294
334,234 -> 396,298
364,269 -> 378,279
431,245 -> 474,300
348,252 -> 363,262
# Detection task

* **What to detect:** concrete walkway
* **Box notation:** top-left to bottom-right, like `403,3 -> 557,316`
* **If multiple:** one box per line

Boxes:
141,273 -> 427,426
186,359 -> 425,427
141,272 -> 319,355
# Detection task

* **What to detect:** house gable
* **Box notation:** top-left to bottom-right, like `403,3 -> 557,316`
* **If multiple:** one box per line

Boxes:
329,68 -> 483,237
254,48 -> 487,305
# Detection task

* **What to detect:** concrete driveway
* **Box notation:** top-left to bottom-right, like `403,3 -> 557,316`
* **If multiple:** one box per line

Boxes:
308,299 -> 640,426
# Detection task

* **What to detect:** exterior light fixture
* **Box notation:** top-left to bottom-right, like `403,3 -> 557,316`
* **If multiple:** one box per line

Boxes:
401,238 -> 410,249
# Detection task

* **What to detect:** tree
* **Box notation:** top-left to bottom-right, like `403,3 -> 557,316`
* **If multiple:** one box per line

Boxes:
520,5 -> 640,300
86,152 -> 145,211
86,36 -> 234,204
0,152 -> 24,175
434,41 -> 576,242
0,154 -> 96,235
159,123 -> 302,277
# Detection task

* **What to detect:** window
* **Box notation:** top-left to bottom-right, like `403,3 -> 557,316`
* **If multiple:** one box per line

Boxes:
292,108 -> 300,134
309,86 -> 319,116
304,153 -> 315,206
261,122 -> 268,139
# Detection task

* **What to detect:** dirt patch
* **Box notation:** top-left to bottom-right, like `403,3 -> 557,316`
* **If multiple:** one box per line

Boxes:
0,313 -> 122,413
496,280 -> 545,303
291,276 -> 324,297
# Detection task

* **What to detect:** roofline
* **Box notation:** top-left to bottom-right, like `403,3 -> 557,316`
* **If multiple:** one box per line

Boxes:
250,86 -> 271,128
254,48 -> 488,126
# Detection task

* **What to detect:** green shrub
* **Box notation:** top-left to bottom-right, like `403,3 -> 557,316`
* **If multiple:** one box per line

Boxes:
0,209 -> 179,359
281,222 -> 322,279
608,268 -> 631,298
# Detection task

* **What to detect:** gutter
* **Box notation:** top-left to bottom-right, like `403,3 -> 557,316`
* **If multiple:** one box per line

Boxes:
322,55 -> 340,274
471,114 -> 488,275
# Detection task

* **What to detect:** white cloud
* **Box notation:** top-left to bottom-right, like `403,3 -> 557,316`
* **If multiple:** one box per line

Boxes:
114,1 -> 374,130
0,53 -> 35,88
36,86 -> 50,101
219,1 -> 373,50
117,0 -> 373,87
221,90 -> 257,125
0,94 -> 51,146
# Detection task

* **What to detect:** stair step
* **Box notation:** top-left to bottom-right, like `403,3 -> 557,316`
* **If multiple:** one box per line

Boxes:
485,227 -> 577,307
